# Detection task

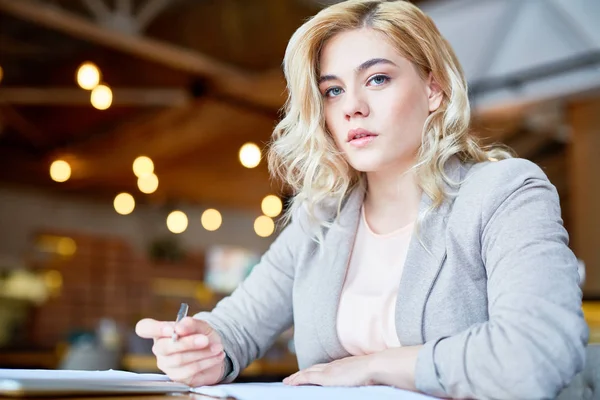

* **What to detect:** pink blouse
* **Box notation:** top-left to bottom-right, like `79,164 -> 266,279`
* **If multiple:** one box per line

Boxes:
336,206 -> 414,355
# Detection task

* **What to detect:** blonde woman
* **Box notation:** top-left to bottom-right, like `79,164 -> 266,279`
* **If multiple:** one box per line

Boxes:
136,0 -> 588,398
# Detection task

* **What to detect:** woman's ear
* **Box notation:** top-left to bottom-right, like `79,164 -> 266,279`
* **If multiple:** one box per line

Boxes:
427,72 -> 443,112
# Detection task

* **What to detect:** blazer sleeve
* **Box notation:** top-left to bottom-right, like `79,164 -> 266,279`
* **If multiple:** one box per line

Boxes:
415,158 -> 589,399
193,209 -> 306,383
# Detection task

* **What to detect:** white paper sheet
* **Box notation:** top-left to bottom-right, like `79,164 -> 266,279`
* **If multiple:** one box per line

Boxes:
192,382 -> 439,400
0,369 -> 170,381
0,370 -> 439,399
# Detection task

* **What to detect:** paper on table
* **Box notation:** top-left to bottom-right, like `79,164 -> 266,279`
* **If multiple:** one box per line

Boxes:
0,370 -> 440,399
0,369 -> 190,397
192,382 -> 439,400
0,369 -> 170,381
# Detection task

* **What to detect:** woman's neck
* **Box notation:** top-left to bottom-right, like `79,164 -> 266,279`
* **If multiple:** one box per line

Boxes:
363,162 -> 422,235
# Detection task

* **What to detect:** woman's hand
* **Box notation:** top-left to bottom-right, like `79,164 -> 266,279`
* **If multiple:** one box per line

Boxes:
283,345 -> 423,390
135,317 -> 226,386
283,354 -> 376,387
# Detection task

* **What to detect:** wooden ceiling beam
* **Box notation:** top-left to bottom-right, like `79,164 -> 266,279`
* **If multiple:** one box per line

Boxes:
0,100 -> 48,148
155,166 -> 275,208
54,98 -> 276,180
136,0 -> 171,31
0,0 -> 286,109
0,101 -> 279,209
0,87 -> 190,107
81,0 -> 111,21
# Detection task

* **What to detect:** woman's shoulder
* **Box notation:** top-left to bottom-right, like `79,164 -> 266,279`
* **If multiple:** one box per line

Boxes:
453,157 -> 559,223
460,157 -> 553,199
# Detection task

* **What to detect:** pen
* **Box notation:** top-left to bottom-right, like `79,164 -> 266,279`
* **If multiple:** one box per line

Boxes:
171,302 -> 189,342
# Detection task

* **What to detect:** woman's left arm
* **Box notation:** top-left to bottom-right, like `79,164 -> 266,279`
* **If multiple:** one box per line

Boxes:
410,159 -> 589,399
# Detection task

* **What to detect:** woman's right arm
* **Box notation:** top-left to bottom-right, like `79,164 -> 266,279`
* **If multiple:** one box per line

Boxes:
193,213 -> 304,382
136,213 -> 303,385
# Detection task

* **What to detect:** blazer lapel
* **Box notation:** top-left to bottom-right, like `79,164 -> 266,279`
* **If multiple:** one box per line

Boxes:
312,158 -> 465,355
395,158 -> 463,345
312,186 -> 363,361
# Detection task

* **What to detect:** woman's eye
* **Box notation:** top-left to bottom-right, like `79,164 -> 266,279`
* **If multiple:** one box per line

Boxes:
325,87 -> 343,97
368,75 -> 389,86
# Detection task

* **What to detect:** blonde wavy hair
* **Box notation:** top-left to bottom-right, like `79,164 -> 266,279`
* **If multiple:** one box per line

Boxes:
268,0 -> 513,236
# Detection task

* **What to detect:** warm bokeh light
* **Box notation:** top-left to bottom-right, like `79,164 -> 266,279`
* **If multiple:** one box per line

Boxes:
43,270 -> 63,293
133,156 -> 154,178
261,195 -> 283,217
137,173 -> 159,194
49,160 -> 71,182
36,235 -> 76,257
201,209 -> 222,231
56,237 -> 77,257
114,192 -> 135,215
76,62 -> 101,90
90,84 -> 112,110
239,143 -> 261,168
167,210 -> 188,234
254,215 -> 275,237
0,65 -> 3,84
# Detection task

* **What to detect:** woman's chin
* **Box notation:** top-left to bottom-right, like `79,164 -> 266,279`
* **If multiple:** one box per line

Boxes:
347,159 -> 385,173
347,155 -> 417,174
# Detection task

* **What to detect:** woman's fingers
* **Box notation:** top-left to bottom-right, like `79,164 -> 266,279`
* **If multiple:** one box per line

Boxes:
135,318 -> 174,339
174,317 -> 214,336
152,333 -> 213,356
157,346 -> 224,369
135,316 -> 226,386
166,351 -> 226,385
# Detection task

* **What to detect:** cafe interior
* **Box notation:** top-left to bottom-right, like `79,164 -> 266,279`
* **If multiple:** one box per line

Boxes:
0,0 -> 599,383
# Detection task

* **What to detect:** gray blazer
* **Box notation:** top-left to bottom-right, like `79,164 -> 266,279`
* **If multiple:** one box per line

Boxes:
195,157 -> 589,399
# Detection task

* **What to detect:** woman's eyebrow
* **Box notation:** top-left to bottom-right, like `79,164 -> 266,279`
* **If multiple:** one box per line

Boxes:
356,57 -> 397,72
318,58 -> 397,84
318,74 -> 338,85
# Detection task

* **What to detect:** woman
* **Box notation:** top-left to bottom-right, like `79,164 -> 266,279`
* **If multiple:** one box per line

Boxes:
135,1 -> 588,398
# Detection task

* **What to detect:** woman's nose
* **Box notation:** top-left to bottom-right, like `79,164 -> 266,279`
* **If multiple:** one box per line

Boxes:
343,92 -> 369,120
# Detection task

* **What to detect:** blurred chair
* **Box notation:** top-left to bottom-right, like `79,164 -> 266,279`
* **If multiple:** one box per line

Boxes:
557,344 -> 600,400
58,339 -> 120,371
58,319 -> 122,371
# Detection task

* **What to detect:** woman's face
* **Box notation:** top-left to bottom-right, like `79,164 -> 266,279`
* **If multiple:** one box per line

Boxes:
318,28 -> 442,173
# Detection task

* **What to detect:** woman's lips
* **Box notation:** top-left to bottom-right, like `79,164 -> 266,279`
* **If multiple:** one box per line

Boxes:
348,135 -> 377,148
347,128 -> 378,148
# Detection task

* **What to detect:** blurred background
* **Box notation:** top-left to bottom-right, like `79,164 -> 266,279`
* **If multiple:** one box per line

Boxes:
0,0 -> 598,382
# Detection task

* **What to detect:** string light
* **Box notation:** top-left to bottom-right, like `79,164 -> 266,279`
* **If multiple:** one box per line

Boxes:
137,173 -> 159,194
261,195 -> 283,217
254,215 -> 275,238
114,193 -> 135,215
239,143 -> 261,168
49,160 -> 71,182
201,209 -> 222,231
91,84 -> 112,110
167,211 -> 188,234
133,156 -> 154,178
76,62 -> 101,90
